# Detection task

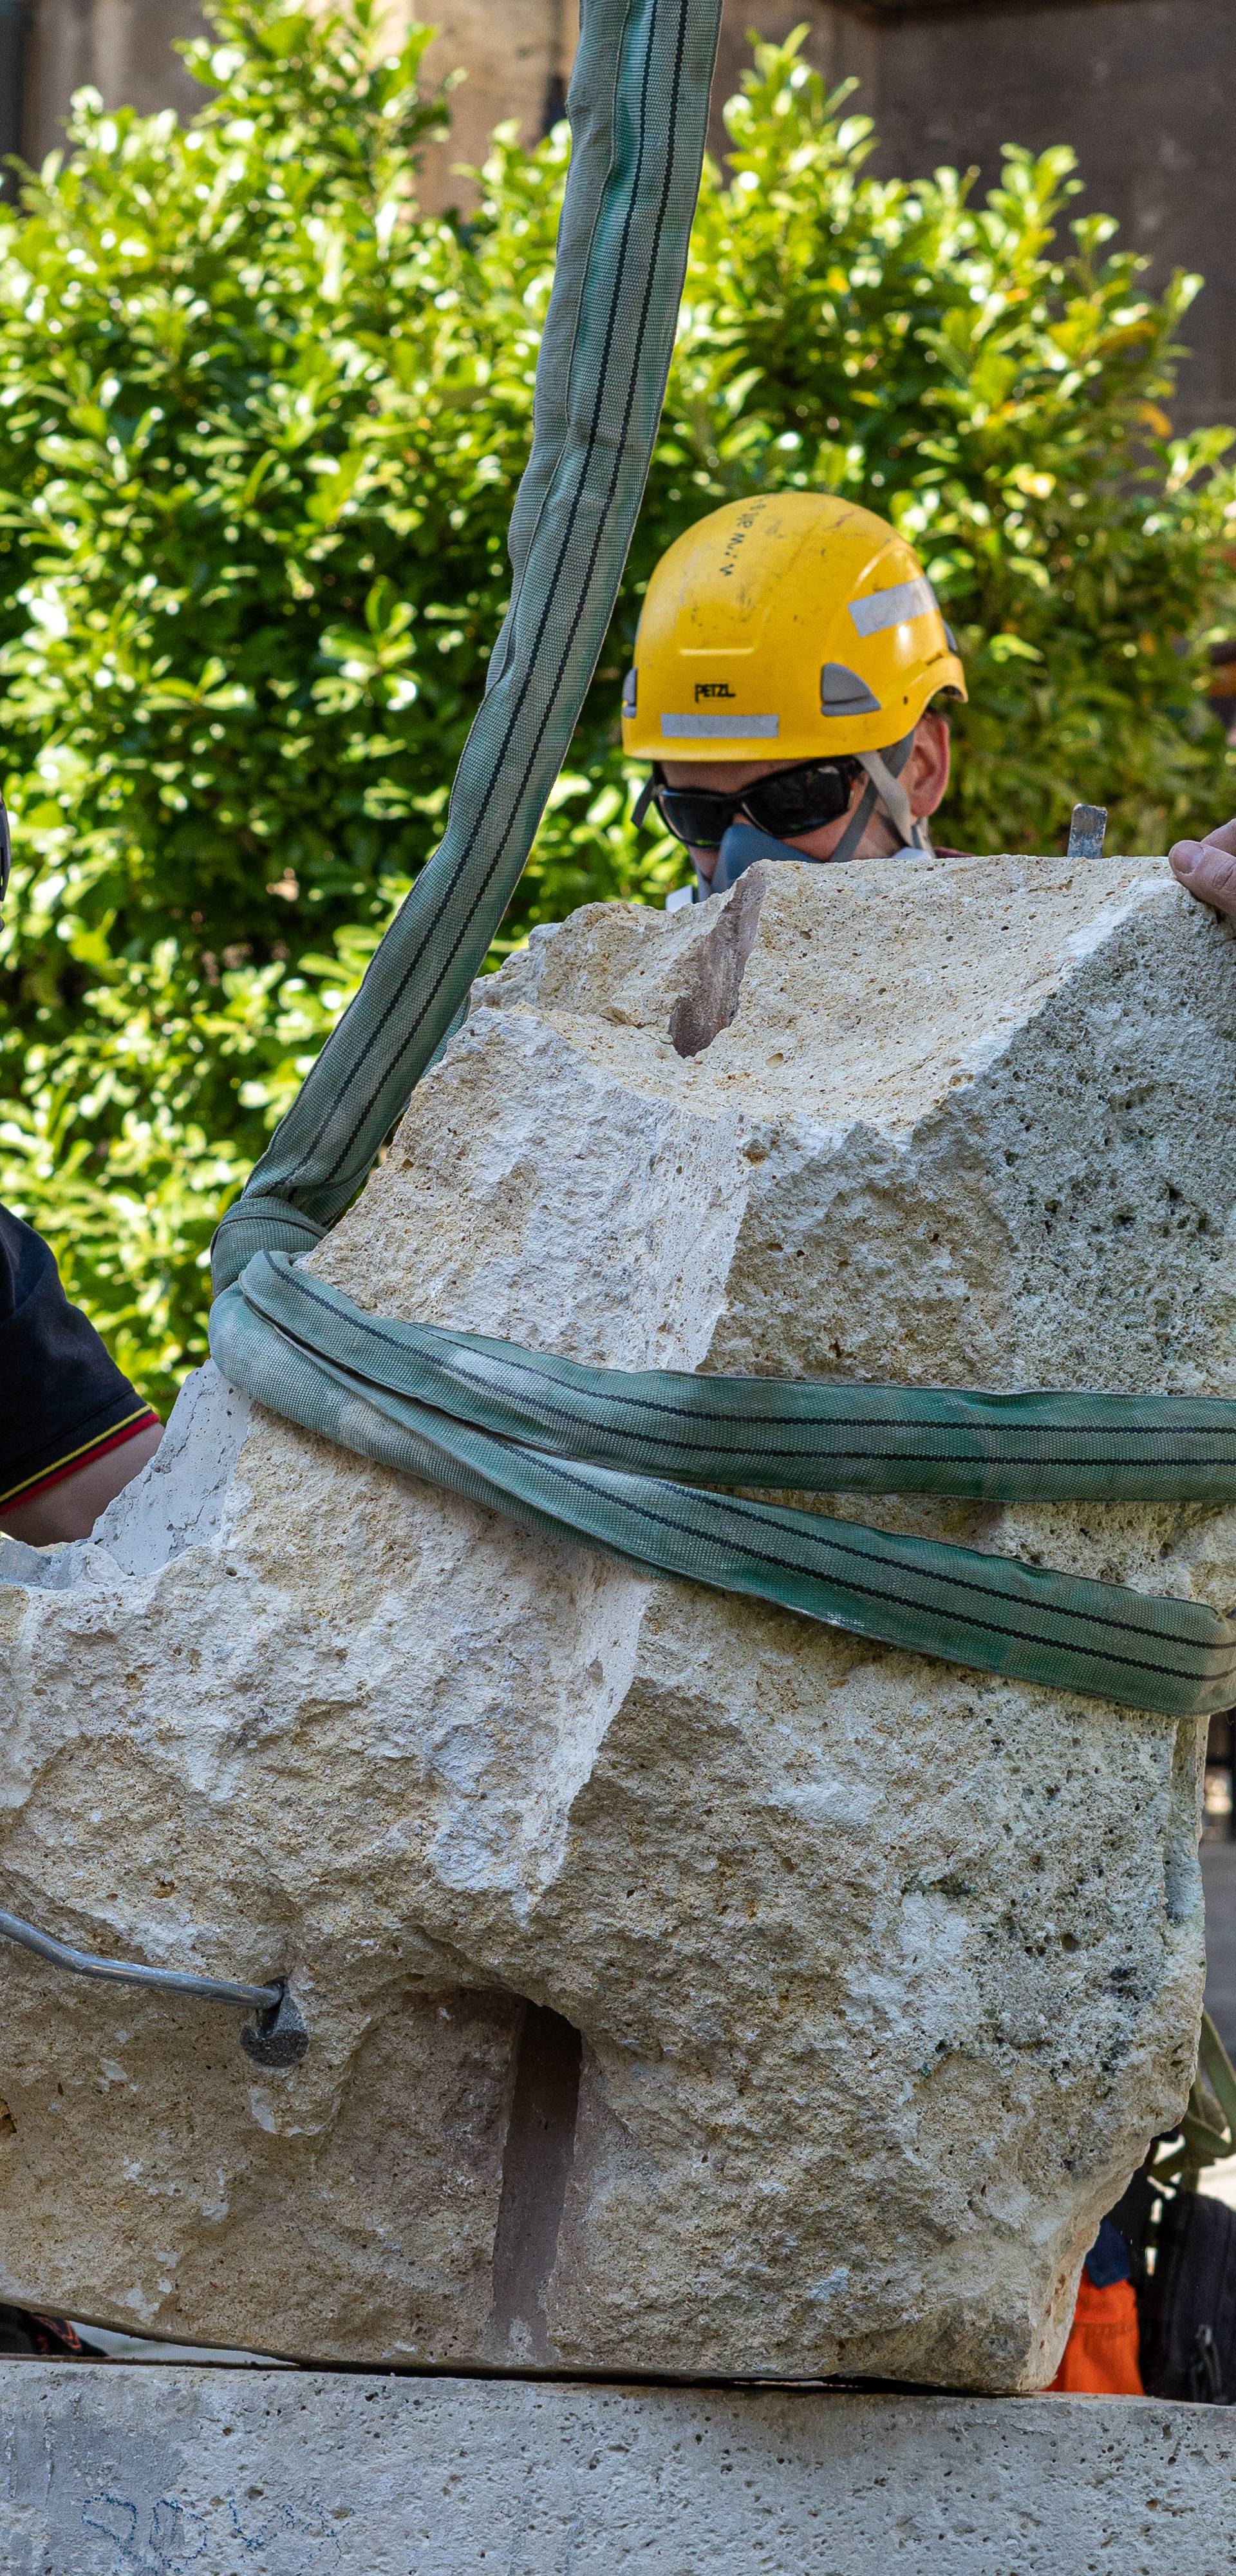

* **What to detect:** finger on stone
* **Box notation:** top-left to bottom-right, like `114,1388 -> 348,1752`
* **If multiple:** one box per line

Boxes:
1169,840 -> 1202,876
1189,850 -> 1236,919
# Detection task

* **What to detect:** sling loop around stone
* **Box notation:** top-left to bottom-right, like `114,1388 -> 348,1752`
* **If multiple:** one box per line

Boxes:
209,0 -> 1236,1723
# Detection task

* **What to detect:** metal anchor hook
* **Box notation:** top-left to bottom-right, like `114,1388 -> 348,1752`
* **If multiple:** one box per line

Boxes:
240,1983 -> 309,2068
0,1906 -> 308,2063
1067,802 -> 1108,862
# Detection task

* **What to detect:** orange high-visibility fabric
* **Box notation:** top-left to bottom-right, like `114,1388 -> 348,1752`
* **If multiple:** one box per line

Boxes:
1049,2273 -> 1143,2396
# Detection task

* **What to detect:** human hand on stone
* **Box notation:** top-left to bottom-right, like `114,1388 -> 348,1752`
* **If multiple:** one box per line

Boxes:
1169,819 -> 1236,922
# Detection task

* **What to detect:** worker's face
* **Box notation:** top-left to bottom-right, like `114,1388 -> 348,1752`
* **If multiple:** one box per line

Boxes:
661,710 -> 952,883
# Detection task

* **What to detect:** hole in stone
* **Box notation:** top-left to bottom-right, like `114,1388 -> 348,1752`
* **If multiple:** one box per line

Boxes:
486,2001 -> 581,2366
668,870 -> 766,1059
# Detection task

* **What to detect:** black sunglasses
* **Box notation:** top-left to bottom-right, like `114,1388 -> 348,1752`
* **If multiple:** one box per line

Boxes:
645,755 -> 864,851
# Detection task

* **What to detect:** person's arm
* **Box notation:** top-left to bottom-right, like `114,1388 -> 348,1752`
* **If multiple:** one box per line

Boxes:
1,1420 -> 162,1544
0,1206 -> 161,1546
1169,819 -> 1236,921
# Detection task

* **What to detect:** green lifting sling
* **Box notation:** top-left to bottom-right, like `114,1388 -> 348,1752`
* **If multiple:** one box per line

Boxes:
210,0 -> 1236,1725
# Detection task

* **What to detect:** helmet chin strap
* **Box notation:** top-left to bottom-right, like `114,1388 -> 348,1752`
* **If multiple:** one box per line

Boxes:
829,728 -> 931,866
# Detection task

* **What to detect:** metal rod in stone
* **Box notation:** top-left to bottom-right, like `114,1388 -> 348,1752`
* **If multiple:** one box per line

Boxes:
1067,802 -> 1108,860
0,1906 -> 281,2011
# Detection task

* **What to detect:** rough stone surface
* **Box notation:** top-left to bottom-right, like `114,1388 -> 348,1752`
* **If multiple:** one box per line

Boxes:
3,2367 -> 1235,2575
1,851 -> 1235,2387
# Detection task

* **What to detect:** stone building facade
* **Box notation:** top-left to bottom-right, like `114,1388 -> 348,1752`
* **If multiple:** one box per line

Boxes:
3,0 -> 1234,431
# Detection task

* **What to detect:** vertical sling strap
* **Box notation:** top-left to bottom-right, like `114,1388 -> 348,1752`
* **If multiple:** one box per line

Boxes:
212,0 -> 726,1293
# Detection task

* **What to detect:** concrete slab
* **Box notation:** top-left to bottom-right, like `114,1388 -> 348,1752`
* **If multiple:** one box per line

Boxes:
0,2367 -> 1233,2575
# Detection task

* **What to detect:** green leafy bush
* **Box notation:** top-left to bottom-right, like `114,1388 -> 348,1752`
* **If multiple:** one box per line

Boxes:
1,6 -> 1233,1410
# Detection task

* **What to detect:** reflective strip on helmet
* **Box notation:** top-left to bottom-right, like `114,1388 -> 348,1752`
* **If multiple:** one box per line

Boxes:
850,577 -> 937,638
661,712 -> 780,737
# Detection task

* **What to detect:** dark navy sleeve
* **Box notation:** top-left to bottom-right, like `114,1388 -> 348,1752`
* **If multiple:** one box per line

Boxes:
0,1204 -> 158,1515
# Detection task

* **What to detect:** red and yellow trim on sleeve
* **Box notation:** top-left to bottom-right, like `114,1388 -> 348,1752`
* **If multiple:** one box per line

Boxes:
0,1405 -> 160,1514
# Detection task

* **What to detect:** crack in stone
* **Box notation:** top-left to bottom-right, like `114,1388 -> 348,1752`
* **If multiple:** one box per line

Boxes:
485,2002 -> 582,2365
668,871 -> 766,1059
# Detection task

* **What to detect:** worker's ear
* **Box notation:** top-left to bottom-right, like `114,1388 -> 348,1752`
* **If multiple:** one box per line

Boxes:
908,711 -> 951,819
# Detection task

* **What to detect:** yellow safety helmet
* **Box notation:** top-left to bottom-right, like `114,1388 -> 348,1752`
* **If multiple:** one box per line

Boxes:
621,491 -> 966,765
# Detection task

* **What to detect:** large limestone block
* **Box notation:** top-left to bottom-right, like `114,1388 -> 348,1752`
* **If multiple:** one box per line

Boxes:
1,851 -> 1234,2387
